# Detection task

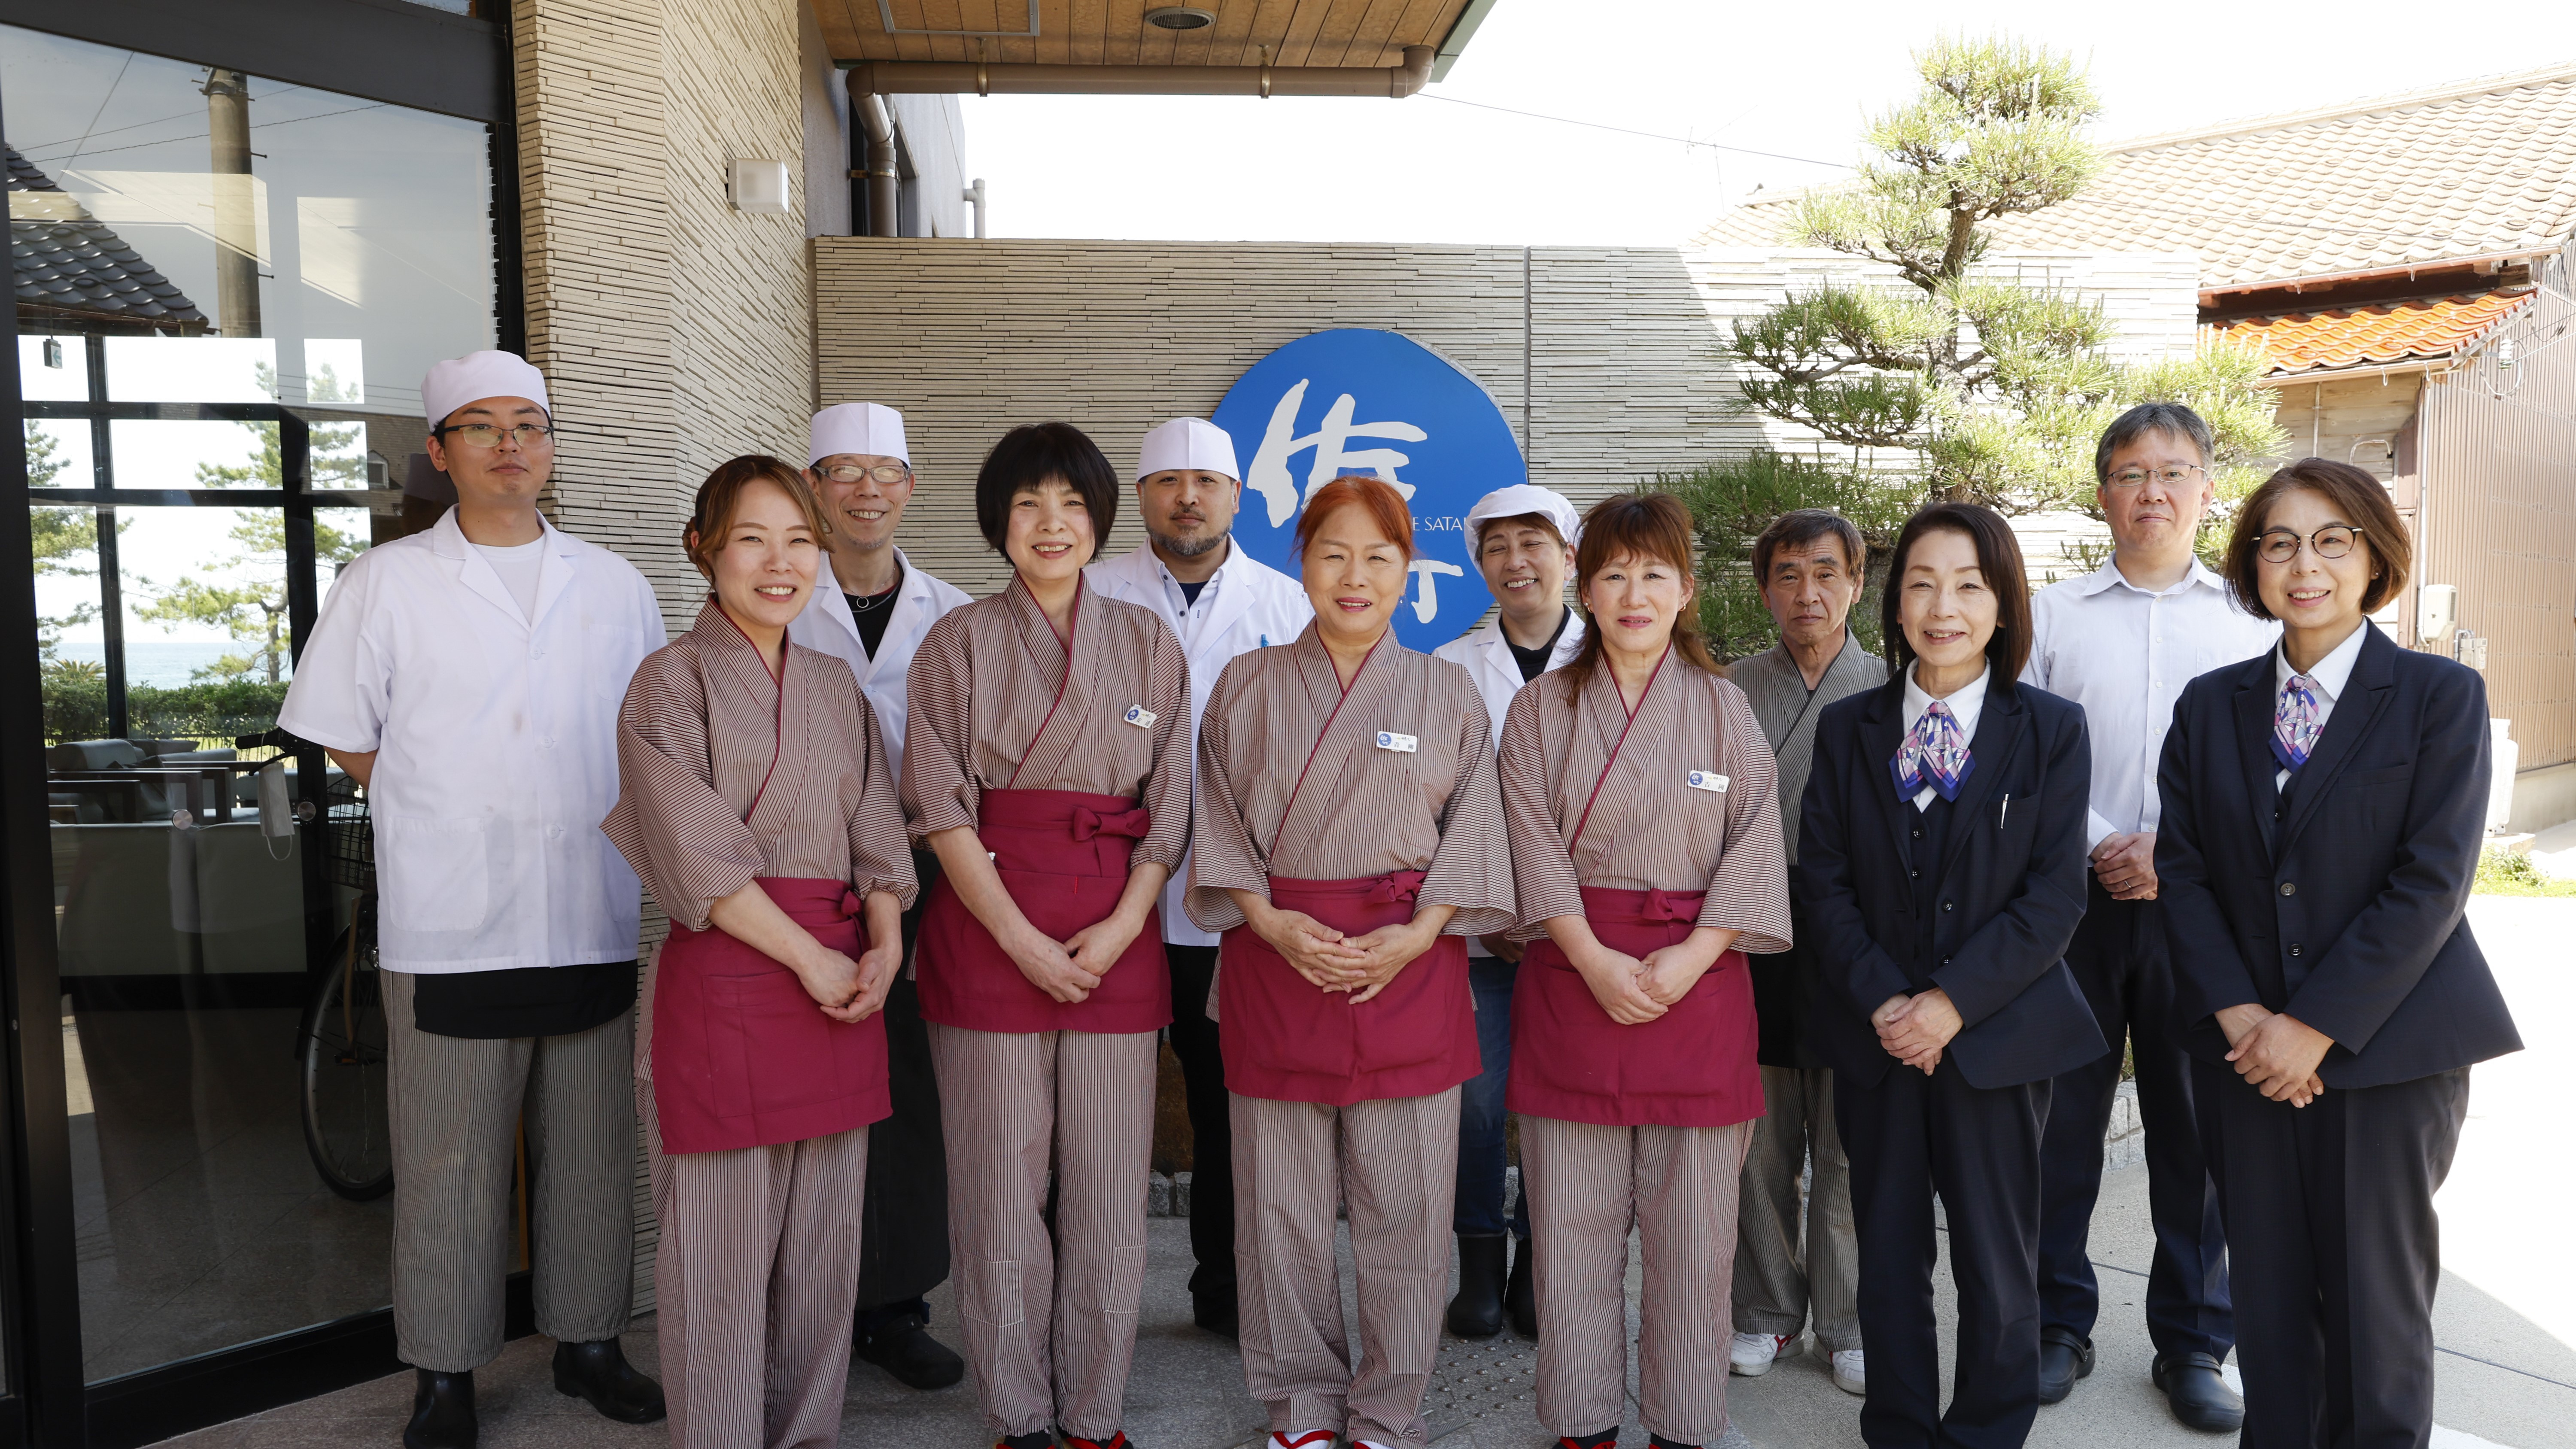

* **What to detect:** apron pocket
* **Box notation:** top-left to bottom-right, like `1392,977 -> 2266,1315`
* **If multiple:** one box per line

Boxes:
1349,951 -> 1461,1075
707,967 -> 841,1120
1513,954 -> 1622,1102
1221,936 -> 1356,1080
376,814 -> 490,933
1615,960 -> 1756,1099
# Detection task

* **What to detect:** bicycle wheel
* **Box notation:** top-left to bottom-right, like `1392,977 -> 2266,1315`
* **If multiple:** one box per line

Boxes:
302,919 -> 394,1201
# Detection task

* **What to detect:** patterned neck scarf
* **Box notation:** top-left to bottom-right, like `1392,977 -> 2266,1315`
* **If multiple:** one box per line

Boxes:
2272,674 -> 2323,774
1890,699 -> 1974,801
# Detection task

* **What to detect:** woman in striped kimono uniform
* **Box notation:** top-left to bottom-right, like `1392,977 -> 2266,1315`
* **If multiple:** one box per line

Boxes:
1497,492 -> 1792,1449
902,422 -> 1191,1449
602,455 -> 917,1449
1189,474 -> 1517,1449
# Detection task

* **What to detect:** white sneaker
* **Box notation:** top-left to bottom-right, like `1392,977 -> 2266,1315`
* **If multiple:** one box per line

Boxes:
1832,1348 -> 1866,1395
1729,1331 -> 1794,1375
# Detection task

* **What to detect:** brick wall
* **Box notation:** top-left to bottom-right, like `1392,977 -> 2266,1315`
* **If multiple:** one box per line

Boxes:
812,240 -> 2196,597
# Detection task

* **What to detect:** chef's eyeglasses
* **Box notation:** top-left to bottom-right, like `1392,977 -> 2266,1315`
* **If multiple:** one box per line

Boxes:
2104,464 -> 2207,491
817,462 -> 914,485
2256,524 -> 2364,563
436,422 -> 556,449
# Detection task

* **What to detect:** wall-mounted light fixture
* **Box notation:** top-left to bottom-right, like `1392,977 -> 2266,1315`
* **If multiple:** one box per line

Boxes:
729,158 -> 791,216
42,337 -> 64,368
1145,6 -> 1217,29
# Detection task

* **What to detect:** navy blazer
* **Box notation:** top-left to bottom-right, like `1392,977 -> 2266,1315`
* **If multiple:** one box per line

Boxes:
1796,674 -> 2108,1090
2154,625 -> 2521,1089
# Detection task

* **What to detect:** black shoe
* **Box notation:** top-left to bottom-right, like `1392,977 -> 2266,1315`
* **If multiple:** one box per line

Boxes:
552,1338 -> 666,1424
997,1433 -> 1055,1449
2038,1327 -> 2095,1406
1194,1284 -> 1239,1340
1649,1436 -> 1705,1449
857,1312 -> 967,1390
1446,1233 -> 1509,1339
2153,1352 -> 2246,1433
1505,1235 -> 1538,1339
404,1369 -> 476,1449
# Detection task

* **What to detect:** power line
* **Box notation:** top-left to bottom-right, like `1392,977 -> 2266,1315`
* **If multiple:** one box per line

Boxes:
1417,93 -> 1852,169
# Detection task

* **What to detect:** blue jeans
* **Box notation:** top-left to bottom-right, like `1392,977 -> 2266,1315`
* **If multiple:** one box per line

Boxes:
1455,954 -> 1531,1238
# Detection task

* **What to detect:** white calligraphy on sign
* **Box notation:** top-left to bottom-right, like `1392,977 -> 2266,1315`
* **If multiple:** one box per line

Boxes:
1407,559 -> 1464,623
1247,378 -> 1428,526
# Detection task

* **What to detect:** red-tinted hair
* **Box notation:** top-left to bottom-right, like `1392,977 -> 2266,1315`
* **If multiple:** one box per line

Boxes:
1294,474 -> 1416,562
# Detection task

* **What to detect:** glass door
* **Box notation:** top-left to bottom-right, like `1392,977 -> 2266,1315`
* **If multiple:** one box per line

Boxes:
5,19 -> 495,1397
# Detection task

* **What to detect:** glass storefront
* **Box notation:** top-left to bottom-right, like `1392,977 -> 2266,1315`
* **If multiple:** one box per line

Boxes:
6,12 -> 501,1424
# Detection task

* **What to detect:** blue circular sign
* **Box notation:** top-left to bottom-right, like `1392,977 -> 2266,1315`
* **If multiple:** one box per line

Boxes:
1212,328 -> 1526,654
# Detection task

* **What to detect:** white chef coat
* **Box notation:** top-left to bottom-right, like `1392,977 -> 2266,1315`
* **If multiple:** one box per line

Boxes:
1087,538 -> 1314,947
279,509 -> 666,974
787,545 -> 971,769
2023,556 -> 2279,849
1431,605 -> 1587,956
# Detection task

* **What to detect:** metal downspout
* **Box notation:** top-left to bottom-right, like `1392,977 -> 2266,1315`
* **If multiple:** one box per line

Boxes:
847,73 -> 899,238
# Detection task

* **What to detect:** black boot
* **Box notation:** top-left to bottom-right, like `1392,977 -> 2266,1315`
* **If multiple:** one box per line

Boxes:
1446,1233 -> 1509,1338
552,1338 -> 667,1424
856,1310 -> 967,1390
1505,1234 -> 1538,1339
1192,1282 -> 1239,1340
404,1369 -> 476,1449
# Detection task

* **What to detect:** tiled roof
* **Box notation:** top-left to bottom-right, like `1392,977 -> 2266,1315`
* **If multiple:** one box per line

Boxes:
1690,61 -> 2576,290
2208,290 -> 2532,373
9,146 -> 207,334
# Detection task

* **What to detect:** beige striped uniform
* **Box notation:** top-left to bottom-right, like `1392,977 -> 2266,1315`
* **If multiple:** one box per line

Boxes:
1495,654 -> 1789,1446
602,600 -> 917,1449
899,572 -> 1191,1443
1186,625 -> 1513,1448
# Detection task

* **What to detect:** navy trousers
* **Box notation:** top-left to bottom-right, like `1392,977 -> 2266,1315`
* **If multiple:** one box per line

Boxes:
1841,1059 -> 2049,1449
2037,877 -> 2233,1359
1455,953 -> 1531,1238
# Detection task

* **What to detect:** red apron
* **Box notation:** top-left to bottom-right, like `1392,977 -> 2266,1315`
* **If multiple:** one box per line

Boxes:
653,877 -> 890,1154
1218,870 -> 1479,1106
1507,886 -> 1761,1128
914,787 -> 1171,1035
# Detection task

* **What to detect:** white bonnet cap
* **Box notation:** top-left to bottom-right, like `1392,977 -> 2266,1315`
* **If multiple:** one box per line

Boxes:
809,402 -> 910,467
1136,417 -> 1239,482
421,350 -> 549,428
1464,484 -> 1581,548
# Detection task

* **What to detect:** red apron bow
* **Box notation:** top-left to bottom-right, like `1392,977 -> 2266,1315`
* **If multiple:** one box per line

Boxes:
1640,888 -> 1703,924
1070,804 -> 1153,841
1367,869 -> 1430,906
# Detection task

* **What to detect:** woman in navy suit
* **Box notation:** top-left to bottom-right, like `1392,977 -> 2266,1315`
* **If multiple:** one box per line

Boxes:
1798,502 -> 2108,1449
2154,459 -> 2520,1449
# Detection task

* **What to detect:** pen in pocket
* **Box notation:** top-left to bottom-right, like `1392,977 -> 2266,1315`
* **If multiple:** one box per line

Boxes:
2000,793 -> 2010,829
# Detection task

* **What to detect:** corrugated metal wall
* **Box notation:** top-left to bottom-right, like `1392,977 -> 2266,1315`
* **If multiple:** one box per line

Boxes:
2418,234 -> 2576,768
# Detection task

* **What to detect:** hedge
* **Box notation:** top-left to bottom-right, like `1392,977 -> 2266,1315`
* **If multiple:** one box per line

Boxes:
43,677 -> 291,747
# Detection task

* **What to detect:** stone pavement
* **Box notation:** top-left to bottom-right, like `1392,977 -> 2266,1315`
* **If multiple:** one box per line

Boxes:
154,899 -> 2573,1449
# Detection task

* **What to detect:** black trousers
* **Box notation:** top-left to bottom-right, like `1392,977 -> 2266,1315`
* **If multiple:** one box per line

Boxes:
856,860 -> 951,1312
2194,1058 -> 2467,1449
1166,943 -> 1234,1298
1840,1060 -> 2049,1449
2038,878 -> 2232,1358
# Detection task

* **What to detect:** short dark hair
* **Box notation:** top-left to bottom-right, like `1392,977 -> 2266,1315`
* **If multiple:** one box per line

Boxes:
1879,502 -> 2033,683
973,422 -> 1121,555
2095,401 -> 2215,487
2223,458 -> 2412,619
1751,507 -> 1865,583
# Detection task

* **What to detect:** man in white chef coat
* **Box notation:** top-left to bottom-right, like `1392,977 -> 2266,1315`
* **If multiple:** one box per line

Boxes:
1430,483 -> 1586,1342
1085,415 -> 1312,1339
280,351 -> 668,1449
784,401 -> 975,1390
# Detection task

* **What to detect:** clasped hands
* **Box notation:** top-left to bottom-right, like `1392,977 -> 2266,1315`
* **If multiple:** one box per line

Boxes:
1004,907 -> 1153,1005
794,934 -> 902,1023
1874,988 -> 1963,1074
1555,920 -> 1732,1026
2215,1002 -> 2331,1106
1238,893 -> 1454,1005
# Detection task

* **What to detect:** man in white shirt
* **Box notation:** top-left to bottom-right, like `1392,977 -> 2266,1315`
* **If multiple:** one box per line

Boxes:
2021,403 -> 2277,1432
1086,416 -> 1312,1339
785,402 -> 974,1390
280,351 -> 668,1449
1429,483 -> 1586,1341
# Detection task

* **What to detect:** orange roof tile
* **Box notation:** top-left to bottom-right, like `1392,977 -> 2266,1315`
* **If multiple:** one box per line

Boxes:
2207,290 -> 2532,373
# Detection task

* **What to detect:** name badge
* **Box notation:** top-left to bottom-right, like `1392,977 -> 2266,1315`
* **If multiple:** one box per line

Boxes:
1376,731 -> 1418,754
1686,769 -> 1729,794
1123,705 -> 1157,729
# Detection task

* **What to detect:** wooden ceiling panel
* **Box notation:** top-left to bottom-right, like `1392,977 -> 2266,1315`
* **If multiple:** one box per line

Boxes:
815,0 -> 1470,69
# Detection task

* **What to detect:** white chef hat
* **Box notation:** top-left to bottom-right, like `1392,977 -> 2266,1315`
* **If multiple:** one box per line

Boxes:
1136,417 -> 1239,483
422,350 -> 550,428
810,402 -> 910,467
1465,484 -> 1582,549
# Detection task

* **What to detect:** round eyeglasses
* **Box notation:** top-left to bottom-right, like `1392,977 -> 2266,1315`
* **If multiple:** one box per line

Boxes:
2256,525 -> 2363,564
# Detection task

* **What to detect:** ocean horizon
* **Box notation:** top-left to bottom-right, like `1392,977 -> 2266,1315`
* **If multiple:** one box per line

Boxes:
51,641 -> 288,690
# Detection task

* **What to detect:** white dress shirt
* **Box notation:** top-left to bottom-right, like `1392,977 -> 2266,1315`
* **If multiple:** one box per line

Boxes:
1900,659 -> 1989,812
786,545 -> 970,769
2024,555 -> 2280,849
2272,621 -> 2373,791
280,510 -> 668,973
1087,538 -> 1314,947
